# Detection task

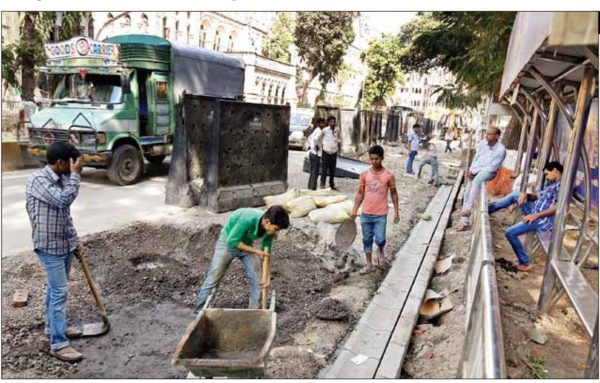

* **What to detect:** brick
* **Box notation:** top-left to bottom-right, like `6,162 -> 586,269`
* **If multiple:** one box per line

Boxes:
12,290 -> 28,307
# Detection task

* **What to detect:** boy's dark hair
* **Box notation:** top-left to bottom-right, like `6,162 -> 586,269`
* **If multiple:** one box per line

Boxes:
368,145 -> 384,157
413,124 -> 421,129
327,115 -> 336,123
316,117 -> 325,124
544,161 -> 563,173
46,141 -> 80,165
264,205 -> 290,229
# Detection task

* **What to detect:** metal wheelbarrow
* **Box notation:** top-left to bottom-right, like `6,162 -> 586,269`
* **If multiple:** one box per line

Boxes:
172,248 -> 277,378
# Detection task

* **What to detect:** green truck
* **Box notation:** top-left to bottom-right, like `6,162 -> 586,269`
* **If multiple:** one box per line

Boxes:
27,35 -> 245,185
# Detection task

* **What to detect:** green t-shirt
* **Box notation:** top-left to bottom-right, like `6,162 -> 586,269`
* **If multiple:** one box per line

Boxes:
219,208 -> 273,251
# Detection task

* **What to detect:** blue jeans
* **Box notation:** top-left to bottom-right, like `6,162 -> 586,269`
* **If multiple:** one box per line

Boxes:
361,214 -> 387,253
406,150 -> 418,174
36,250 -> 74,351
194,239 -> 262,313
488,191 -> 539,266
417,156 -> 440,185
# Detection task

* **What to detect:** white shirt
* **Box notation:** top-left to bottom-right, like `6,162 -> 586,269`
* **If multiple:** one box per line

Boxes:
309,127 -> 323,156
470,140 -> 507,174
409,132 -> 420,151
445,130 -> 454,141
322,126 -> 340,154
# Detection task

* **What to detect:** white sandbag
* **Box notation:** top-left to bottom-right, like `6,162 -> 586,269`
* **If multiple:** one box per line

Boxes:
298,188 -> 333,197
264,188 -> 299,208
309,203 -> 351,224
335,200 -> 355,215
286,196 -> 318,218
313,195 -> 347,208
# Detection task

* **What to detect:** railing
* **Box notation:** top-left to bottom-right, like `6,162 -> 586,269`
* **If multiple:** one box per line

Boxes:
458,185 -> 507,378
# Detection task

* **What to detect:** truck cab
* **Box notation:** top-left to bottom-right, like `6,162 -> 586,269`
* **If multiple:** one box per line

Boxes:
27,35 -> 244,185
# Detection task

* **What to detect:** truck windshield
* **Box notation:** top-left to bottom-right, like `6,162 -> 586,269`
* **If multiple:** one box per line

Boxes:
51,73 -> 123,104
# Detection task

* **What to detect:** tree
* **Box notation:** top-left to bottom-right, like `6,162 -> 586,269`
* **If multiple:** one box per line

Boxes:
360,34 -> 405,108
262,12 -> 295,64
432,83 -> 484,110
399,12 -> 515,99
2,12 -> 84,100
294,12 -> 357,105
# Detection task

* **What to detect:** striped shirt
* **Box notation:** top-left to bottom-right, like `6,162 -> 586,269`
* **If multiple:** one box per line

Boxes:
25,166 -> 81,255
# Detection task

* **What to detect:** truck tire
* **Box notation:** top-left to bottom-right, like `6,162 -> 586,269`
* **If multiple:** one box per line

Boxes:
145,155 -> 166,165
107,144 -> 144,185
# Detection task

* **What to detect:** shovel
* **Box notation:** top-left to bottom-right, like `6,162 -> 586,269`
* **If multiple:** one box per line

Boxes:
261,247 -> 271,310
75,246 -> 110,337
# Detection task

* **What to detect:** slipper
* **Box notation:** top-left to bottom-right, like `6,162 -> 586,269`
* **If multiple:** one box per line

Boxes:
420,294 -> 454,320
460,210 -> 471,217
435,254 -> 455,275
49,346 -> 83,363
455,223 -> 470,232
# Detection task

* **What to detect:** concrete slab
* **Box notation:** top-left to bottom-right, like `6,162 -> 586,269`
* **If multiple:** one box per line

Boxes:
372,291 -> 408,310
375,341 -> 407,379
343,322 -> 391,359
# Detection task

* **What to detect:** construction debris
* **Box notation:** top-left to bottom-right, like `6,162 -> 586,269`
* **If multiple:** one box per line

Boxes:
12,290 -> 28,307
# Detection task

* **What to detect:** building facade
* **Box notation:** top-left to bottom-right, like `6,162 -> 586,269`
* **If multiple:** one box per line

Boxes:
396,68 -> 456,119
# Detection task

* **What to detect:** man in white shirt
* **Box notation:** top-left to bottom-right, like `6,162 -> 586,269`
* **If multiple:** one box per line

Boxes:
307,118 -> 325,190
320,115 -> 341,190
406,124 -> 421,174
457,127 -> 507,230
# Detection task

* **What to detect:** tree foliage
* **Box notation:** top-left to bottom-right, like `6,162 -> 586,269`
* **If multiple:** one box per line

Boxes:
432,83 -> 484,110
262,12 -> 295,64
2,12 -> 84,99
360,34 -> 405,108
294,12 -> 357,105
399,12 -> 515,100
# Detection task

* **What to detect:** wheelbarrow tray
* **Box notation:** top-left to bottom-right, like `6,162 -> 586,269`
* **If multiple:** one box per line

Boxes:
172,308 -> 277,378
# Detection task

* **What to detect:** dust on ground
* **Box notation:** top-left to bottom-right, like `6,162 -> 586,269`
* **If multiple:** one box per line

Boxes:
2,144 -> 446,379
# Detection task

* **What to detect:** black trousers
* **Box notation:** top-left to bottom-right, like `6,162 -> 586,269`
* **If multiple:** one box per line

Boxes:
321,151 -> 337,188
445,139 -> 452,152
308,152 -> 321,190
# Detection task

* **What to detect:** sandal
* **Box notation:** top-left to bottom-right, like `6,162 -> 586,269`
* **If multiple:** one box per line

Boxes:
460,210 -> 471,217
50,346 -> 83,363
358,265 -> 375,275
455,222 -> 470,232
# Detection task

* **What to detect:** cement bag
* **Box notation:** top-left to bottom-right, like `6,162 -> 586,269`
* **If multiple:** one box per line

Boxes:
264,188 -> 299,208
335,200 -> 355,215
309,203 -> 350,224
313,195 -> 347,208
286,196 -> 318,218
298,188 -> 333,197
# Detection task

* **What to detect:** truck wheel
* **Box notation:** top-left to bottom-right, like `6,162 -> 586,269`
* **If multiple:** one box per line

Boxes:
107,144 -> 144,185
146,155 -> 166,165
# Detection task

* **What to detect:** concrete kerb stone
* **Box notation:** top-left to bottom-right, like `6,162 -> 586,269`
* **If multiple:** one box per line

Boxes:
375,341 -> 407,379
390,314 -> 417,346
358,303 -> 401,332
343,322 -> 392,360
321,348 -> 379,379
379,277 -> 413,293
372,290 -> 408,311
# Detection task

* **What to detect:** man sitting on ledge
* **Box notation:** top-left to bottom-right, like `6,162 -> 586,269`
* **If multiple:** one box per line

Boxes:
488,161 -> 563,272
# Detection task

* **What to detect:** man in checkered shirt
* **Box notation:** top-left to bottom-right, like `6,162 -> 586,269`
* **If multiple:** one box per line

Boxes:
487,161 -> 563,272
26,141 -> 84,362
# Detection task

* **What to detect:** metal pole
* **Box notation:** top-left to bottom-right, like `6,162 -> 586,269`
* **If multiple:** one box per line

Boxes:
586,316 -> 599,378
538,67 -> 595,312
520,108 -> 539,193
513,105 -> 530,177
535,98 -> 558,190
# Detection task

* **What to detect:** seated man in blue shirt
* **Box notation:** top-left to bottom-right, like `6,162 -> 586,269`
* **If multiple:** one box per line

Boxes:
457,127 -> 507,230
488,161 -> 563,271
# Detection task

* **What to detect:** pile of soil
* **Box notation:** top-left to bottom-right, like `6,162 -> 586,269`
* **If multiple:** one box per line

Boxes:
311,298 -> 350,321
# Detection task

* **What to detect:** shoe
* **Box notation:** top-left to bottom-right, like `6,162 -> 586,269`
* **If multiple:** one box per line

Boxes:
331,186 -> 338,191
460,210 -> 471,217
358,265 -> 375,275
455,222 -> 470,232
49,346 -> 83,363
428,179 -> 434,185
45,326 -> 83,339
375,247 -> 391,267
516,264 -> 533,272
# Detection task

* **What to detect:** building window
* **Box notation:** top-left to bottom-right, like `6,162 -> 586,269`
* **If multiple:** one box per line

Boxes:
187,25 -> 192,45
162,17 -> 169,39
213,27 -> 224,51
107,13 -> 115,36
175,21 -> 180,40
281,87 -> 286,104
141,14 -> 149,34
121,14 -> 131,30
227,35 -> 234,52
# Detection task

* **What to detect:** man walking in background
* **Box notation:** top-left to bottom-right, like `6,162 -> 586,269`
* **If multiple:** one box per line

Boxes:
320,115 -> 341,190
26,141 -> 84,362
406,124 -> 421,174
307,118 -> 325,190
444,127 -> 454,153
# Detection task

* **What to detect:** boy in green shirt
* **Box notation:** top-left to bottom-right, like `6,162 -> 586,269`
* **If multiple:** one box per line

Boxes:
194,205 -> 290,313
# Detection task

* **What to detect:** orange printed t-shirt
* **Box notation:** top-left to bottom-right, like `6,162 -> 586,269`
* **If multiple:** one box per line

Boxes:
359,167 -> 396,216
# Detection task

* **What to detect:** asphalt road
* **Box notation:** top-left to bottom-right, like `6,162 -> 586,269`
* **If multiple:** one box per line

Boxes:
1,151 -> 308,258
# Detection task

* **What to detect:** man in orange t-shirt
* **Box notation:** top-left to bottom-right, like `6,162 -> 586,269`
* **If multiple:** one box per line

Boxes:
350,145 -> 400,274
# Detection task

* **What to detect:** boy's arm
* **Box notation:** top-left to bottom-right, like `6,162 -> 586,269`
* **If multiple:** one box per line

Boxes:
261,235 -> 273,252
350,175 -> 366,219
390,176 -> 400,223
522,205 -> 557,224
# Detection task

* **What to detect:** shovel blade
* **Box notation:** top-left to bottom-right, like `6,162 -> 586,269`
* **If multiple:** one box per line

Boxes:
81,321 -> 110,337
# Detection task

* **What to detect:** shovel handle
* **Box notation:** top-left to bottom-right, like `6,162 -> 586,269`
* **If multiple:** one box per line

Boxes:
261,247 -> 270,310
76,247 -> 109,318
